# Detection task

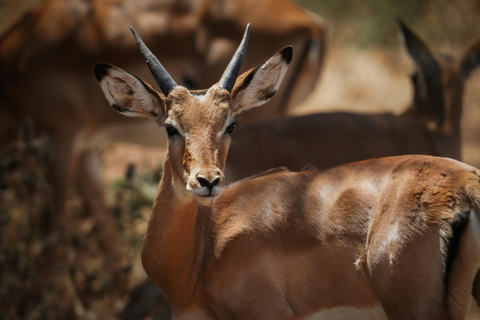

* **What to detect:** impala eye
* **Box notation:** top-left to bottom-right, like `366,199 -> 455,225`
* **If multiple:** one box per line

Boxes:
411,73 -> 419,85
225,122 -> 238,135
164,124 -> 179,137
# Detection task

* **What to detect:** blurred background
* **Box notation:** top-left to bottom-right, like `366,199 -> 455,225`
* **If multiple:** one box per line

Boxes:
1,0 -> 480,319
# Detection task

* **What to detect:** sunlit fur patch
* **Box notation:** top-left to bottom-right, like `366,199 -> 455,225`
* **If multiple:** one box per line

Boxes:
305,305 -> 387,320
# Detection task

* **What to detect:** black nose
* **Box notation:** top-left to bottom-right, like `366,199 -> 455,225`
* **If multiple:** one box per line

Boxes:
197,176 -> 220,191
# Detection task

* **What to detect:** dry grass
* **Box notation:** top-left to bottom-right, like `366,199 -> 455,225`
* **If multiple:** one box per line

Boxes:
0,125 -> 163,319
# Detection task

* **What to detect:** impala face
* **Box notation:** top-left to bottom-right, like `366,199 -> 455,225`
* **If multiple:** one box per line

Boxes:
95,24 -> 292,206
163,85 -> 235,205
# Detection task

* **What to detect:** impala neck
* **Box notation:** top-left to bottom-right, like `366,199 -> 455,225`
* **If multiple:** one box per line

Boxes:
449,79 -> 464,136
436,79 -> 464,160
141,154 -> 211,307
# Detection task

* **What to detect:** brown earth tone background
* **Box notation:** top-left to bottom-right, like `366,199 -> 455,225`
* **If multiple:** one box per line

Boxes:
2,0 -> 479,172
1,0 -> 480,319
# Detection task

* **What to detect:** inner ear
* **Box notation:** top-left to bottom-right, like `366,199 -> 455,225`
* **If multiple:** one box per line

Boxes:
95,63 -> 166,120
230,46 -> 293,115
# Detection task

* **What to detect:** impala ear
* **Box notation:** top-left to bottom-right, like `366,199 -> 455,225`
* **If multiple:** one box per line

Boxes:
94,63 -> 166,120
460,38 -> 480,79
398,19 -> 445,128
398,19 -> 440,77
230,46 -> 293,115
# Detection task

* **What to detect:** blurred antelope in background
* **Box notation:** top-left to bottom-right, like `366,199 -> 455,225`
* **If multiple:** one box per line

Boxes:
225,20 -> 480,182
0,0 -> 325,253
97,23 -> 480,320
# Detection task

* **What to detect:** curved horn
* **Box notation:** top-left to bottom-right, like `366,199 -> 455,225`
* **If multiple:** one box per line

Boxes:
219,23 -> 250,92
130,27 -> 177,96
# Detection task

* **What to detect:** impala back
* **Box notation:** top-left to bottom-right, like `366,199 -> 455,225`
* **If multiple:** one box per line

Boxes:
225,20 -> 480,182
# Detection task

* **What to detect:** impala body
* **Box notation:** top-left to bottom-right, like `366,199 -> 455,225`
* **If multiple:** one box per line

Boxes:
206,156 -> 480,319
226,20 -> 480,182
97,25 -> 480,319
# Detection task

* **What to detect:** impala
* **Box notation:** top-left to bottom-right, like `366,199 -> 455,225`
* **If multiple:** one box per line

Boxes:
225,20 -> 480,182
96,24 -> 480,319
123,20 -> 480,318
0,0 -> 325,253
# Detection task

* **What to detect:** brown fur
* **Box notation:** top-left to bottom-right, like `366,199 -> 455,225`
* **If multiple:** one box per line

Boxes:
207,156 -> 480,319
146,154 -> 480,319
96,29 -> 480,319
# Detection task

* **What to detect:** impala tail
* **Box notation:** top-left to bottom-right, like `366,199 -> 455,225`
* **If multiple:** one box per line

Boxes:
445,169 -> 480,318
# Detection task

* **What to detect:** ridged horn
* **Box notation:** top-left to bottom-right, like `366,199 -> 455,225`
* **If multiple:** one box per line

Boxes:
219,23 -> 250,92
130,27 -> 177,96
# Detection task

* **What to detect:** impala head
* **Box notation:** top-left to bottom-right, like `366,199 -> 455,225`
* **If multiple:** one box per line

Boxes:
94,24 -> 292,206
399,19 -> 480,138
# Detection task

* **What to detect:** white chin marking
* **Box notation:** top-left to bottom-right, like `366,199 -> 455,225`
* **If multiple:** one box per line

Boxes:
196,195 -> 218,207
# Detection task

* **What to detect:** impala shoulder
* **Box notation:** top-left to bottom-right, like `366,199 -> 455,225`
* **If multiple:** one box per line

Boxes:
214,167 -> 299,217
211,167 -> 317,258
221,166 -> 319,201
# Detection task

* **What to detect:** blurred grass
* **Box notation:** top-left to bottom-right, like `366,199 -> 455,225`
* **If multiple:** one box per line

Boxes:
0,127 -> 161,319
108,163 -> 161,249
